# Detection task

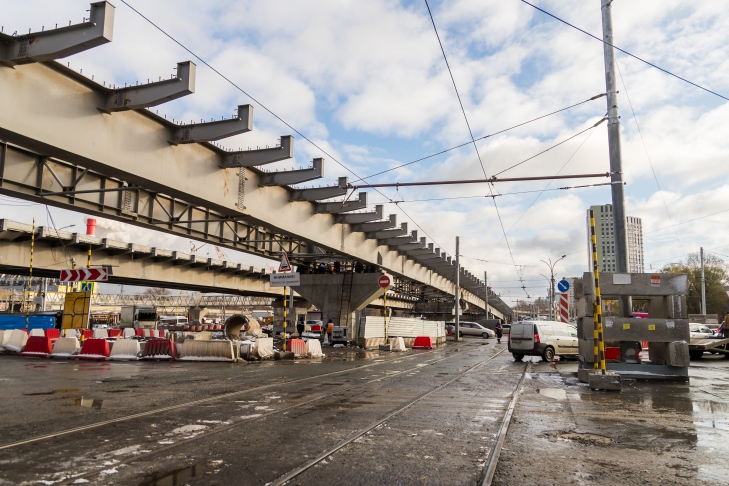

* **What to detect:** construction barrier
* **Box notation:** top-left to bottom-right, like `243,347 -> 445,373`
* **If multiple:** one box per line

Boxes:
289,338 -> 306,357
92,328 -> 109,339
4,330 -> 29,352
107,328 -> 122,338
45,329 -> 61,341
179,340 -> 237,362
254,337 -> 275,359
81,329 -> 93,340
50,337 -> 80,358
19,336 -> 53,357
389,337 -> 408,352
142,339 -> 176,361
194,331 -> 213,341
135,329 -> 144,337
305,339 -> 325,358
62,329 -> 79,338
122,328 -> 136,338
0,330 -> 6,351
30,328 -> 45,337
77,338 -> 110,360
412,336 -> 433,350
109,340 -> 140,360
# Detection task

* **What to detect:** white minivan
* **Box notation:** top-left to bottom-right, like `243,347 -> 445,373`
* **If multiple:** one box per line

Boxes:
508,320 -> 578,362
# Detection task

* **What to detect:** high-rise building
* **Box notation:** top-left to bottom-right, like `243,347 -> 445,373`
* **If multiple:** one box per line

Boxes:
586,204 -> 644,273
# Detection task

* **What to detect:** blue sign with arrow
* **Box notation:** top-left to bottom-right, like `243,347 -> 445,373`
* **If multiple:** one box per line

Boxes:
557,279 -> 570,293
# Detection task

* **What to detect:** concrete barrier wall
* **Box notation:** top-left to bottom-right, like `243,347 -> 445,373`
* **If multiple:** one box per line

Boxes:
109,340 -> 141,360
179,340 -> 236,362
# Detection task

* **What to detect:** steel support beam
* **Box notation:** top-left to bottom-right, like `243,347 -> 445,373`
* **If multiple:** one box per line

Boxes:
354,214 -> 397,233
336,205 -> 384,224
170,104 -> 253,145
397,237 -> 426,252
220,135 -> 294,168
315,192 -> 367,214
260,157 -> 323,186
290,177 -> 348,202
381,231 -> 417,247
366,223 -> 408,240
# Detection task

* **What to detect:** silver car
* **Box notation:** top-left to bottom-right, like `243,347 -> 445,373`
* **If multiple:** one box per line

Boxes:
446,321 -> 495,339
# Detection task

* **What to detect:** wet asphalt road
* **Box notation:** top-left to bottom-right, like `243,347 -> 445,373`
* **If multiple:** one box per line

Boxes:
0,339 -> 728,485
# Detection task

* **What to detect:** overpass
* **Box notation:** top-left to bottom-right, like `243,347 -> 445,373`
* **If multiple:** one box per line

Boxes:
0,2 -> 510,320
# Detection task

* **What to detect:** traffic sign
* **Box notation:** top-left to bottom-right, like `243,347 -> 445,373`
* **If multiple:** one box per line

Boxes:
278,252 -> 292,272
378,275 -> 391,288
557,279 -> 570,293
59,268 -> 108,282
270,272 -> 300,287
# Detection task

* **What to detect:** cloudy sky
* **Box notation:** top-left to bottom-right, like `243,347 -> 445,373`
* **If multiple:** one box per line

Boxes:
2,0 -> 728,304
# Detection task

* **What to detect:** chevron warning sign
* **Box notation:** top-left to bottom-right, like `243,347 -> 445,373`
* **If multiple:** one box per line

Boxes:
559,293 -> 569,323
59,268 -> 108,282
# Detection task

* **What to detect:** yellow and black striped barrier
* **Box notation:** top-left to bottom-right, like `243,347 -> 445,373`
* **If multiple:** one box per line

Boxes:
589,209 -> 606,373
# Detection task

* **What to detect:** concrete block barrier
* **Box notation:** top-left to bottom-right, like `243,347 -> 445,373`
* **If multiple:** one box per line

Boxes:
254,337 -> 274,359
412,336 -> 433,349
290,338 -> 306,357
142,339 -> 176,360
51,337 -> 80,358
389,337 -> 408,352
30,329 -> 45,337
19,336 -> 53,357
77,338 -> 110,360
4,330 -> 29,353
179,340 -> 236,362
306,339 -> 325,358
109,339 -> 140,360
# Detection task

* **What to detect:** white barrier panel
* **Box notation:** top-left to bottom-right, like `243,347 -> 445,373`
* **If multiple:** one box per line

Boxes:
179,340 -> 236,362
51,337 -> 80,358
93,329 -> 109,339
361,316 -> 445,340
30,329 -> 45,337
389,337 -> 408,352
194,331 -> 213,341
305,339 -> 325,358
109,340 -> 141,360
254,337 -> 274,359
63,329 -> 79,338
4,330 -> 28,352
0,330 -> 6,351
122,328 -> 135,338
289,339 -> 306,357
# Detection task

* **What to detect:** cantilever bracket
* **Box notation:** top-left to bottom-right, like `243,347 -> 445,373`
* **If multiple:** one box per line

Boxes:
353,214 -> 397,233
99,61 -> 195,113
336,205 -> 383,224
220,135 -> 294,168
398,236 -> 426,252
290,177 -> 348,202
366,223 -> 408,240
259,157 -> 323,186
170,104 -> 252,145
0,2 -> 114,67
315,192 -> 367,214
382,230 -> 418,247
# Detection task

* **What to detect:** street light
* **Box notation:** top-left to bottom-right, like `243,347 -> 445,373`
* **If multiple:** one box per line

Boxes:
540,255 -> 567,321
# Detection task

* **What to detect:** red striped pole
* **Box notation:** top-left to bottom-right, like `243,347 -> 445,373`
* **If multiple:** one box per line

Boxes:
559,293 -> 569,323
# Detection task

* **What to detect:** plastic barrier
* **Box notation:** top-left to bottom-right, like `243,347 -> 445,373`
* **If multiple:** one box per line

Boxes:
135,329 -> 144,337
605,347 -> 621,361
179,340 -> 236,362
412,336 -> 433,349
107,328 -> 122,338
254,337 -> 275,359
121,328 -> 135,338
82,329 -> 93,340
389,337 -> 408,352
50,337 -> 80,358
289,338 -> 307,357
4,330 -> 29,352
62,329 -> 79,338
109,340 -> 140,360
77,338 -> 110,360
45,329 -> 61,342
311,324 -> 322,332
195,331 -> 213,341
0,330 -> 5,351
305,339 -> 325,358
30,328 -> 45,337
93,328 -> 109,339
19,336 -> 53,357
142,339 -> 176,360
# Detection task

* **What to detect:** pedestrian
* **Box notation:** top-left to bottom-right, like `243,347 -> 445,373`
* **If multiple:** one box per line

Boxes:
325,318 -> 333,344
495,319 -> 503,344
297,315 -> 305,337
54,311 -> 63,330
334,261 -> 341,273
354,261 -> 364,274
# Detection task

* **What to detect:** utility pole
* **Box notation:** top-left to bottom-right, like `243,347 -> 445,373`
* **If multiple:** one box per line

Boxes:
700,247 -> 707,315
541,256 -> 566,321
484,271 -> 489,320
454,236 -> 460,341
601,0 -> 631,317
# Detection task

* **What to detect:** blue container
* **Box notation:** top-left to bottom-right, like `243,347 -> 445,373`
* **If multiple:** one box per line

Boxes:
0,314 -> 55,331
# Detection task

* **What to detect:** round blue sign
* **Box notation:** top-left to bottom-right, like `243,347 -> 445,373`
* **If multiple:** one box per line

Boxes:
557,279 -> 570,293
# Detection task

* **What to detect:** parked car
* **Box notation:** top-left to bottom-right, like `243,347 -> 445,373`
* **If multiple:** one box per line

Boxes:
690,323 -> 714,339
445,321 -> 495,339
508,320 -> 578,362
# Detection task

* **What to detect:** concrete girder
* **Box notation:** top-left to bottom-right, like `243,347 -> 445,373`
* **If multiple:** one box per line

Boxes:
290,177 -> 348,202
171,251 -> 191,266
101,239 -> 133,255
366,223 -> 408,240
151,248 -> 174,262
406,243 -> 435,257
0,2 -> 114,67
188,255 -> 211,268
381,231 -> 417,247
170,104 -> 252,145
353,214 -> 397,233
336,205 -> 384,224
414,251 -> 443,263
260,157 -> 323,186
315,192 -> 367,214
100,61 -> 195,113
397,237 -> 426,252
220,135 -> 294,168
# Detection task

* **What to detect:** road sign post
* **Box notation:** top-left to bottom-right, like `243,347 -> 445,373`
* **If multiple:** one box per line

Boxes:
277,252 -> 292,351
378,275 -> 390,341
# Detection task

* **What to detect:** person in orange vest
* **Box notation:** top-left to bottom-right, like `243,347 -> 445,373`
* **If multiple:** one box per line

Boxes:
325,318 -> 333,343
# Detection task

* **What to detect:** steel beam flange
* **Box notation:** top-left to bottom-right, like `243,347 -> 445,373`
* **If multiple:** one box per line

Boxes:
260,157 -> 323,186
353,214 -> 397,233
381,230 -> 417,247
100,61 -> 196,113
290,177 -> 348,202
315,192 -> 367,214
220,135 -> 294,168
336,205 -> 383,224
397,237 -> 426,252
0,2 -> 114,67
366,223 -> 408,240
170,104 -> 253,145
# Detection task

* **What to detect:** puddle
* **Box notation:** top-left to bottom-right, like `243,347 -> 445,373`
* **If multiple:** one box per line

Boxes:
538,388 -> 567,400
24,389 -> 79,396
138,464 -> 204,486
559,432 -> 613,445
692,399 -> 729,430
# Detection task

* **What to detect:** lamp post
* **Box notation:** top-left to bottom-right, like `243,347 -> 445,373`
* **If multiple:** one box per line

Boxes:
540,255 -> 567,321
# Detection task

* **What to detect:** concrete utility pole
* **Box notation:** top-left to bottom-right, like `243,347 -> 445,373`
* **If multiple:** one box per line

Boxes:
484,271 -> 489,320
700,247 -> 707,315
454,236 -> 460,340
601,0 -> 631,317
